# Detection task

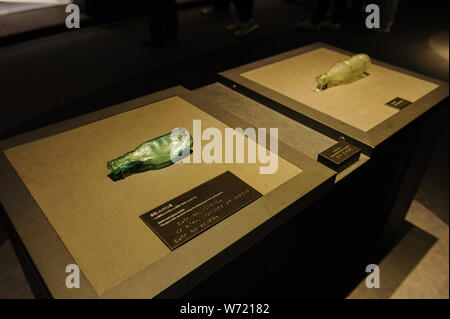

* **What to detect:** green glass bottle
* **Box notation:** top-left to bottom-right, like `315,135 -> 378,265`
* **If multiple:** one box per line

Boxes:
107,128 -> 193,180
315,54 -> 371,91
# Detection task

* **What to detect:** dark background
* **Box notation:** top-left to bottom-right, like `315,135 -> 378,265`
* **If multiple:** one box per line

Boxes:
0,0 -> 448,298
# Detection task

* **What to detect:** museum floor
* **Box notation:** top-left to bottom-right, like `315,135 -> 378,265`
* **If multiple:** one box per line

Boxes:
0,0 -> 448,298
1,199 -> 447,299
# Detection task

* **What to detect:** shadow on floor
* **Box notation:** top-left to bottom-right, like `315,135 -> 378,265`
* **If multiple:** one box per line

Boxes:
0,240 -> 34,299
348,224 -> 437,298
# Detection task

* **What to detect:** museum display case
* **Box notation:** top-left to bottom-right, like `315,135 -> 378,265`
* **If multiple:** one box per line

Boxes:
1,40 -> 448,298
0,0 -> 448,305
0,86 -> 335,298
219,42 -> 449,244
219,42 -> 449,153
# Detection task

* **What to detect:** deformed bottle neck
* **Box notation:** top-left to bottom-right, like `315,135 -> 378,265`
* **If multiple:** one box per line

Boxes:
107,158 -> 132,174
316,74 -> 328,90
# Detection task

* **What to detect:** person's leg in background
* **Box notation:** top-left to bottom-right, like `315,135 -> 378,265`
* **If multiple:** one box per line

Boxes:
147,0 -> 164,45
380,0 -> 400,33
164,0 -> 179,43
227,0 -> 258,37
144,0 -> 178,47
233,0 -> 253,21
312,0 -> 332,24
328,0 -> 350,30
297,0 -> 333,30
215,0 -> 230,12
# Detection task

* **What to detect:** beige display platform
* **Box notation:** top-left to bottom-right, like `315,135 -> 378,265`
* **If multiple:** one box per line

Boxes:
241,47 -> 437,132
220,43 -> 449,151
195,83 -> 370,182
0,86 -> 335,298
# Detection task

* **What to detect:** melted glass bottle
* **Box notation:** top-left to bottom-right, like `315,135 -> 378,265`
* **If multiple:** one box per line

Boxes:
316,54 -> 371,91
107,128 -> 193,180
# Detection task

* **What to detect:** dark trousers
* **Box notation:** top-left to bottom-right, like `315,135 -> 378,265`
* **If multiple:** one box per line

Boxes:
312,0 -> 349,24
232,0 -> 254,21
148,0 -> 178,43
213,0 -> 230,12
381,0 -> 400,28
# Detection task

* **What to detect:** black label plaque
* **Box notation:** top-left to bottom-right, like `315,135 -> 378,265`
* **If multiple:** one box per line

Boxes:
318,140 -> 361,172
386,97 -> 412,110
140,171 -> 262,250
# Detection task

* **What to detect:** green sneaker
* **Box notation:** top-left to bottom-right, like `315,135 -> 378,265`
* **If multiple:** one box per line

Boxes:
225,22 -> 240,32
234,19 -> 259,37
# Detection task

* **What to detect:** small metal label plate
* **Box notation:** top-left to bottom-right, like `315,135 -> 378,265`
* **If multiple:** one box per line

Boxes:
140,171 -> 262,250
386,97 -> 412,110
318,140 -> 361,171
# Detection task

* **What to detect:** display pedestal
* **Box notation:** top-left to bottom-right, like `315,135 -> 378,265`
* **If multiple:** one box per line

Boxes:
0,86 -> 334,298
1,43 -> 447,298
219,42 -> 449,246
